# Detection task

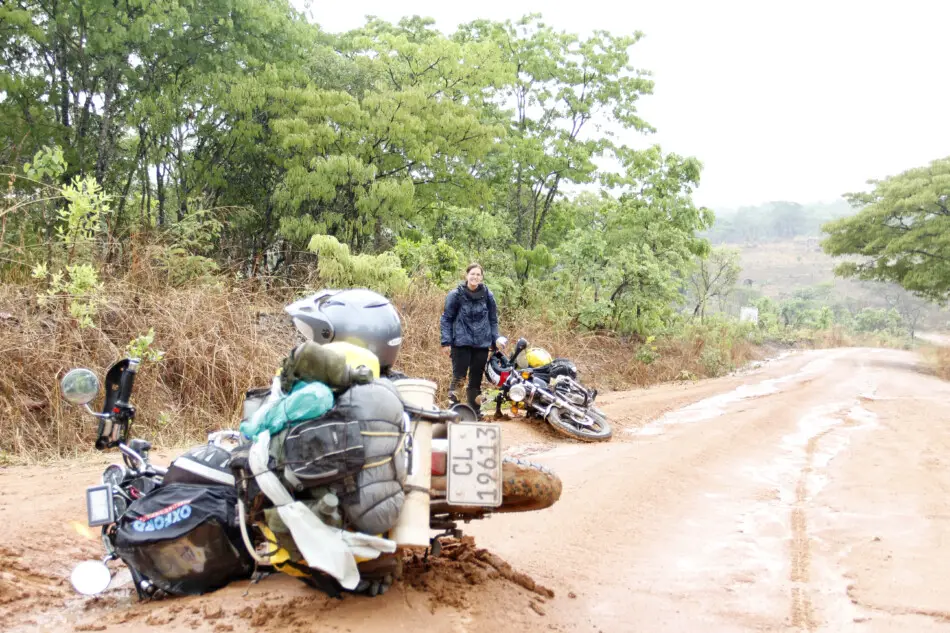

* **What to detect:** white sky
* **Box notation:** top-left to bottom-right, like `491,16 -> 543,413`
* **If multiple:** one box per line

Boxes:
298,0 -> 950,210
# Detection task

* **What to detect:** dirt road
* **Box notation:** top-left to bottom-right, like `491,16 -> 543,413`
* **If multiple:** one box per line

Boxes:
2,347 -> 949,632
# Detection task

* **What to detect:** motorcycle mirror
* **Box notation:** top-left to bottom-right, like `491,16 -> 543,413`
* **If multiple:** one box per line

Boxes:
60,368 -> 101,406
513,338 -> 528,359
449,403 -> 479,423
70,560 -> 112,595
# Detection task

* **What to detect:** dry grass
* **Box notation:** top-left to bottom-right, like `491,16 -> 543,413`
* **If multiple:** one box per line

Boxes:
928,346 -> 950,381
0,280 -> 764,461
0,279 -> 292,461
788,326 -> 913,351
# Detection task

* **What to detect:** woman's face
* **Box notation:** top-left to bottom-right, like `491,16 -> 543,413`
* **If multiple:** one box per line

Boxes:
466,267 -> 483,289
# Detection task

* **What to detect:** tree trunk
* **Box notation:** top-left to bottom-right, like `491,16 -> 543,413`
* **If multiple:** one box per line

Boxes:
117,129 -> 149,221
94,73 -> 118,184
531,174 -> 562,249
156,163 -> 166,227
176,129 -> 188,222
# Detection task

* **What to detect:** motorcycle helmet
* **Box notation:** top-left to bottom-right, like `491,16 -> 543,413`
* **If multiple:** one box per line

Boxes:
515,346 -> 553,369
485,352 -> 513,387
284,288 -> 402,371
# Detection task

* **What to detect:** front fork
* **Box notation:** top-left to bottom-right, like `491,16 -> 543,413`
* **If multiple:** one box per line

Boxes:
100,526 -> 164,600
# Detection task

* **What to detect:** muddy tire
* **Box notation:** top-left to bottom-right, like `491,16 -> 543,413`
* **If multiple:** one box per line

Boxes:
546,406 -> 613,442
435,457 -> 562,516
495,457 -> 562,513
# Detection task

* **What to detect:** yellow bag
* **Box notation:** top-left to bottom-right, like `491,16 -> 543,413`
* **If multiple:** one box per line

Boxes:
324,341 -> 380,379
525,347 -> 553,368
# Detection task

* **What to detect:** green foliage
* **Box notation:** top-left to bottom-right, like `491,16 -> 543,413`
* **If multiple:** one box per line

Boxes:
635,336 -> 660,365
23,146 -> 67,182
126,329 -> 166,363
31,263 -> 103,329
1,7 -> 731,341
821,156 -> 950,303
394,236 -> 460,286
699,346 -> 730,377
852,308 -> 903,336
308,234 -> 409,295
155,208 -> 223,286
688,246 -> 741,320
744,285 -> 915,344
58,176 -> 111,259
460,15 -> 654,249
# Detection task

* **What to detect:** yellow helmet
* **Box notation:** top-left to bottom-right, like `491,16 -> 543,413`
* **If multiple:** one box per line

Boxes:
516,347 -> 552,369
324,341 -> 380,378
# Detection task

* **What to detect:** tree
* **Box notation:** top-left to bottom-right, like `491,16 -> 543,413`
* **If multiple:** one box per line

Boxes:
458,15 -> 654,250
770,201 -> 806,239
552,148 -> 713,333
821,156 -> 950,303
270,18 -> 502,253
881,284 -> 928,339
689,247 -> 741,320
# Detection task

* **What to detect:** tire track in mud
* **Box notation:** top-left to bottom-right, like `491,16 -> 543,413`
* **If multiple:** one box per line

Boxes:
787,404 -> 879,631
789,429 -> 833,631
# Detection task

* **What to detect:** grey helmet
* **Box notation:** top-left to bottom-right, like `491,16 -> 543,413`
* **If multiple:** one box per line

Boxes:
284,288 -> 403,370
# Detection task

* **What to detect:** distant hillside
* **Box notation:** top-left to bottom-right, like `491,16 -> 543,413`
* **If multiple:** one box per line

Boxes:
703,199 -> 856,245
727,238 -> 948,331
701,200 -> 948,330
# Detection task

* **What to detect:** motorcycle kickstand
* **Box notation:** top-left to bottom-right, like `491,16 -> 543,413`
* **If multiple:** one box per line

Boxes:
427,525 -> 463,560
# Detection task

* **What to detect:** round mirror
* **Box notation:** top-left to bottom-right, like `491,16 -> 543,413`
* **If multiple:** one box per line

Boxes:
70,560 -> 112,595
450,403 -> 479,423
60,368 -> 101,406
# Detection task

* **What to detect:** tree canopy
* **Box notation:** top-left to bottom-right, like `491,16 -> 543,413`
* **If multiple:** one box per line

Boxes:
1,5 -> 726,335
822,157 -> 950,303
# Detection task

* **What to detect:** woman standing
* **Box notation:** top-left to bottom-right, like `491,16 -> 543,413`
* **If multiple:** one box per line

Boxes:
440,263 -> 506,413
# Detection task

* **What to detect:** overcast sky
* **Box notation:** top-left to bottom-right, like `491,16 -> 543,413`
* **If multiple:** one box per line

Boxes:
298,0 -> 950,210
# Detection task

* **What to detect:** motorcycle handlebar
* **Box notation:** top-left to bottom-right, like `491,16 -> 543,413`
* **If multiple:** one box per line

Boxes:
115,359 -> 141,407
403,404 -> 460,423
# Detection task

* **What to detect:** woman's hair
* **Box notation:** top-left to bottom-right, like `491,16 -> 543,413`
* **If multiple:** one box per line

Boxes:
465,262 -> 483,275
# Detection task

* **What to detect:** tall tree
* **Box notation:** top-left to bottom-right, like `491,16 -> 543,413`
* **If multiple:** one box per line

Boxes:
457,15 -> 654,249
689,247 -> 741,320
270,17 -> 503,253
822,156 -> 950,303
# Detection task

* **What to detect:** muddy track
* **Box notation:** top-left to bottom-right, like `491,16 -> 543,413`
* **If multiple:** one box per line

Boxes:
2,347 -> 950,632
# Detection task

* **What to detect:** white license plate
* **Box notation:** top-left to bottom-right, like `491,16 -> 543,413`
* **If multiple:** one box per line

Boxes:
446,422 -> 503,507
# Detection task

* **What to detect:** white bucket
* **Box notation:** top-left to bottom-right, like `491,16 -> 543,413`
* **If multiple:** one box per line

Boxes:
390,379 -> 438,548
393,379 -> 437,409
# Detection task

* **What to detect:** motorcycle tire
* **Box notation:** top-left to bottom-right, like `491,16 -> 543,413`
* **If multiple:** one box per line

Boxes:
434,457 -> 562,516
546,406 -> 613,442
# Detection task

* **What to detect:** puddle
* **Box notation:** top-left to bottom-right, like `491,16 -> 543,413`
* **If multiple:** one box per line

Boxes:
503,442 -> 556,459
650,394 -> 881,627
629,351 -> 848,436
730,398 -> 880,628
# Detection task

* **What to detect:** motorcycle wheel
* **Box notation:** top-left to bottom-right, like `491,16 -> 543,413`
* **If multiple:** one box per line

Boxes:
435,457 -> 562,516
546,406 -> 613,442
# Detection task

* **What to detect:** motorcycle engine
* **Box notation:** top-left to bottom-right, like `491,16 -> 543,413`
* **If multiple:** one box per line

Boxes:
565,392 -> 588,406
553,377 -> 589,406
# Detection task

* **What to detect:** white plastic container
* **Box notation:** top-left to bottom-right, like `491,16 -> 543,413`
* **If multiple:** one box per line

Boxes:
393,379 -> 438,409
389,379 -> 437,548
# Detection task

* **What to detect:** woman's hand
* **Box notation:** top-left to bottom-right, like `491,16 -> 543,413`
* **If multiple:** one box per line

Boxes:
441,345 -> 451,356
495,336 -> 508,351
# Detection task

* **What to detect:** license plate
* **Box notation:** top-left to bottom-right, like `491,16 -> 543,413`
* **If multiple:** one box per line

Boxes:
86,484 -> 116,527
446,422 -> 503,507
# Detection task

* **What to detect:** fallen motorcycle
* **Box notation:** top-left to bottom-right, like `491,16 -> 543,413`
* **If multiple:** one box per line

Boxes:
485,337 -> 612,442
63,350 -> 562,600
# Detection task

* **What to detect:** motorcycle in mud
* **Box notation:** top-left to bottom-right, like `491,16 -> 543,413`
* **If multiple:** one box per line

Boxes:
62,355 -> 562,600
485,337 -> 612,442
